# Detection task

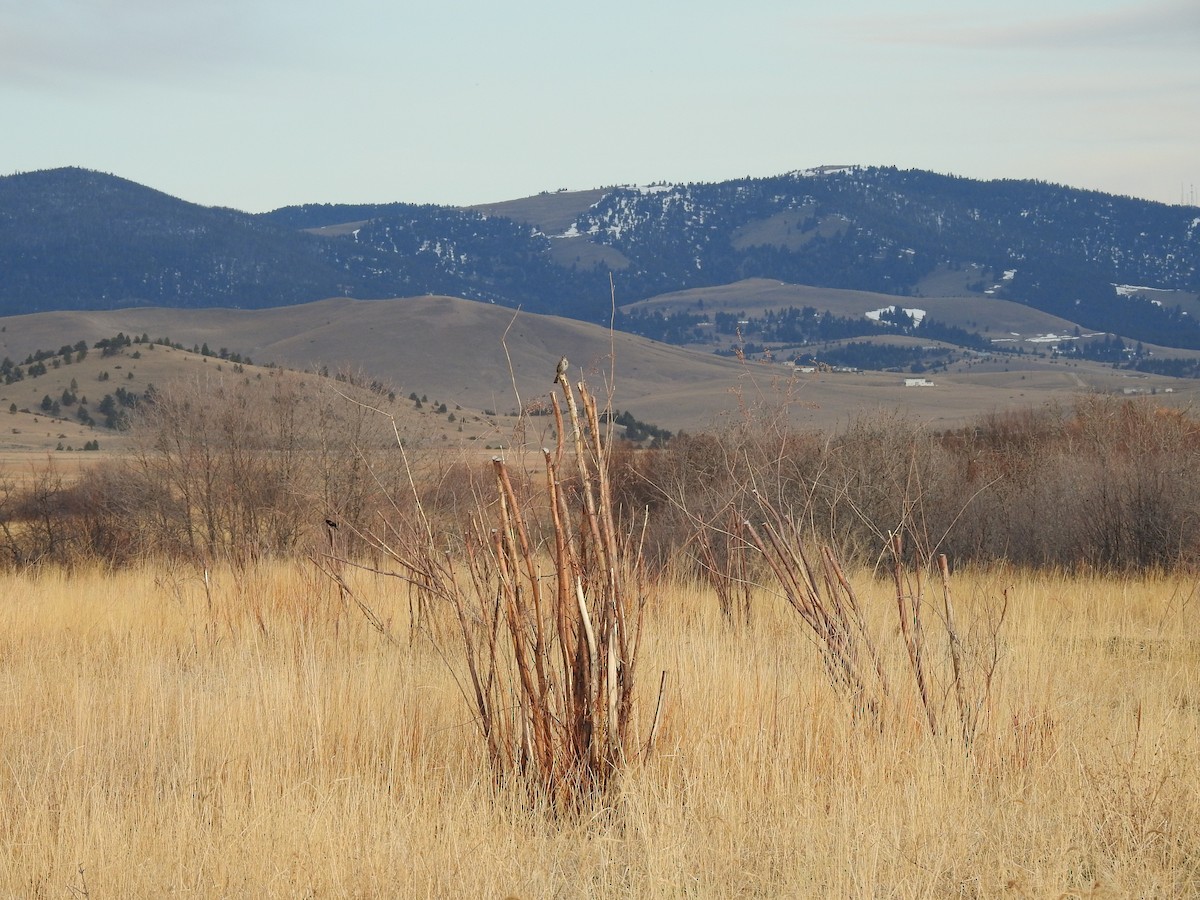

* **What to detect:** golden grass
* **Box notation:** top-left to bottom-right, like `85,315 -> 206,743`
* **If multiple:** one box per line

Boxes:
1,562 -> 1198,897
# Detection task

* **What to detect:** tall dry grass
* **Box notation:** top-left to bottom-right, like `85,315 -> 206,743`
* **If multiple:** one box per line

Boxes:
2,560 -> 1197,896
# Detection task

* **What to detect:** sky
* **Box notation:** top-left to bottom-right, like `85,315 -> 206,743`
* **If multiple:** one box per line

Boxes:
2,0 -> 1198,212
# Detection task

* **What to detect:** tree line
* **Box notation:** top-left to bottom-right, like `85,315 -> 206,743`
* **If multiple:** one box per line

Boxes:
3,386 -> 1198,573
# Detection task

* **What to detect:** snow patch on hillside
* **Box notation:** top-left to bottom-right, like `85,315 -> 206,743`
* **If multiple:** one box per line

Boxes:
1114,283 -> 1174,296
992,331 -> 1104,345
865,305 -> 926,325
789,165 -> 859,178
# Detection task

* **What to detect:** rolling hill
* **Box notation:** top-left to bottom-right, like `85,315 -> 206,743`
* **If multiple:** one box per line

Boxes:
4,295 -> 1199,457
0,325 -> 475,456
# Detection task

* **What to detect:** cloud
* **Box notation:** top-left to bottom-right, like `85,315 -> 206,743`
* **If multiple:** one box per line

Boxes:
0,0 -> 270,90
850,0 -> 1200,52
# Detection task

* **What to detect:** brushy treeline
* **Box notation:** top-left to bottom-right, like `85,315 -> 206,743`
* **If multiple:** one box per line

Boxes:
2,383 -> 1199,573
622,393 -> 1200,573
648,398 -> 1200,573
0,371 -> 419,568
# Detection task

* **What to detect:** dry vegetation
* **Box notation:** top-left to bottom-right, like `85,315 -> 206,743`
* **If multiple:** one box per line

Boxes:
1,561 -> 1197,896
3,370 -> 1200,895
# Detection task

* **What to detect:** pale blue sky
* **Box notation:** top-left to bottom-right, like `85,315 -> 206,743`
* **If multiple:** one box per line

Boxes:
3,0 -> 1197,211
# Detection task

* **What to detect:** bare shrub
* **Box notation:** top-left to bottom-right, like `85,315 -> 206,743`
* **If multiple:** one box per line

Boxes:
741,496 -> 890,716
0,461 -> 72,567
623,419 -> 828,592
930,404 -> 1072,565
692,507 -> 757,624
814,410 -> 943,559
339,373 -> 659,812
933,397 -> 1200,570
738,486 -> 1007,748
1063,397 -> 1200,570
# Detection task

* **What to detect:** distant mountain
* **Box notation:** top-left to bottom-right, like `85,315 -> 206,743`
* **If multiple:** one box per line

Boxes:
2,165 -> 1198,350
0,167 -> 350,312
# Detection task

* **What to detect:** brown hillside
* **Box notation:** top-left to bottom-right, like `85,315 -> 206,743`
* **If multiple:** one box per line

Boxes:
622,277 -> 1092,339
0,334 -> 471,455
0,297 -> 760,434
468,189 -> 607,235
3,295 -> 1199,442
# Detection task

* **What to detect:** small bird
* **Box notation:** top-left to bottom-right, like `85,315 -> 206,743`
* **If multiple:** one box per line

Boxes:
555,355 -> 569,383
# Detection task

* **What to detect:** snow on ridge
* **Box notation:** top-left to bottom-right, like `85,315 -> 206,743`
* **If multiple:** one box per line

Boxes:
615,183 -> 677,194
993,331 -> 1104,345
865,305 -> 926,326
1114,283 -> 1173,296
790,165 -> 859,178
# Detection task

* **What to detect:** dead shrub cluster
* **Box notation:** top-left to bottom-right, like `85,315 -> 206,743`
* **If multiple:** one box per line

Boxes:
623,395 -> 1200,574
0,371 -> 416,568
315,372 -> 658,812
4,391 -> 1198,576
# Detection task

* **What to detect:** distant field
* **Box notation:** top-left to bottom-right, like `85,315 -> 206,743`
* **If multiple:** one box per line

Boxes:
733,363 -> 1200,432
0,451 -> 119,489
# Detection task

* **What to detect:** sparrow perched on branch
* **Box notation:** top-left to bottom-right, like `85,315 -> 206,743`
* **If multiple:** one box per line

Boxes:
555,355 -> 569,383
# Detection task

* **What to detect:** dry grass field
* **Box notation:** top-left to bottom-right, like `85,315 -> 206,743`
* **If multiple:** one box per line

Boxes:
1,560 -> 1197,897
